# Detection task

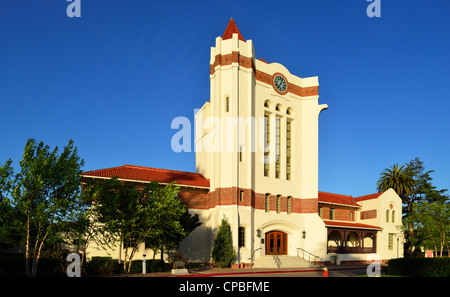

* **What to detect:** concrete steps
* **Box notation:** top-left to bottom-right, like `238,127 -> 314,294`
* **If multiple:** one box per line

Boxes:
253,255 -> 316,268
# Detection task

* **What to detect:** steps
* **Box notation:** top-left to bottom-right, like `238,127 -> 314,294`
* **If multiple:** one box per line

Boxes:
253,255 -> 316,269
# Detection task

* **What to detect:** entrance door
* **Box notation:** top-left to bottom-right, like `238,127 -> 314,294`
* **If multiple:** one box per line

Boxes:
265,231 -> 287,255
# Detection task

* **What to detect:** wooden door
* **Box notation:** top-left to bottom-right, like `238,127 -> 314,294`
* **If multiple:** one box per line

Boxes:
265,231 -> 287,255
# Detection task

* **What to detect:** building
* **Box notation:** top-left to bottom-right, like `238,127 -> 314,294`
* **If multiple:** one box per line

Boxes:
81,19 -> 403,266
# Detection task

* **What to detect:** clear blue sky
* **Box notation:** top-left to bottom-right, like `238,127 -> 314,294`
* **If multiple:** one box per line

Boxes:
0,0 -> 449,197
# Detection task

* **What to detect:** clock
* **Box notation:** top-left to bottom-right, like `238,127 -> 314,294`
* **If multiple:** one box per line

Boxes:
273,75 -> 287,93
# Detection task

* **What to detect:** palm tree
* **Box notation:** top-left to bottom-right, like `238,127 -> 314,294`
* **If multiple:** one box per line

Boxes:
376,164 -> 415,198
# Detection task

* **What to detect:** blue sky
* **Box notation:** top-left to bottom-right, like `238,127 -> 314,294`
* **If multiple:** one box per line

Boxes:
0,0 -> 449,197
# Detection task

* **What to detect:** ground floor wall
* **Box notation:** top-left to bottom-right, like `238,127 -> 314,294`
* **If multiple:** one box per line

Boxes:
179,205 -> 328,263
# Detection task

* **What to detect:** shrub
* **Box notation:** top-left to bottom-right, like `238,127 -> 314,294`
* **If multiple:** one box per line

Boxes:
127,259 -> 167,273
211,217 -> 236,268
387,258 -> 450,277
84,257 -> 121,276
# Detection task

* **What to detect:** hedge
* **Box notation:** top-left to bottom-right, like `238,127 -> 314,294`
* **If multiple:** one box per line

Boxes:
387,258 -> 450,277
0,255 -> 65,277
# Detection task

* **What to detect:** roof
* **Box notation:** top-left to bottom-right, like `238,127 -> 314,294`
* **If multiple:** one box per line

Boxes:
354,192 -> 383,202
323,220 -> 382,230
222,18 -> 245,42
82,165 -> 210,188
318,191 -> 360,208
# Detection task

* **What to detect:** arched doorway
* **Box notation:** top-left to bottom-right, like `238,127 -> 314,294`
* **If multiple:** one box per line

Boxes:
265,231 -> 287,255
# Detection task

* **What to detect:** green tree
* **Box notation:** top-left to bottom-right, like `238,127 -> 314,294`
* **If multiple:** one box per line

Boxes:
4,139 -> 85,277
91,178 -> 187,273
211,217 -> 236,268
376,163 -> 414,199
408,201 -> 450,257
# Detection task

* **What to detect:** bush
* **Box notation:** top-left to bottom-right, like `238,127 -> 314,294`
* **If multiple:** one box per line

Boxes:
211,217 -> 236,268
84,257 -> 121,276
127,259 -> 167,273
0,255 -> 66,277
388,258 -> 450,277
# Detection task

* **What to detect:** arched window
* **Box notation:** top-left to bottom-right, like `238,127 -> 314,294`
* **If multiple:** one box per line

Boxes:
264,100 -> 272,109
386,209 -> 390,223
392,210 -> 395,223
286,107 -> 293,116
275,104 -> 282,112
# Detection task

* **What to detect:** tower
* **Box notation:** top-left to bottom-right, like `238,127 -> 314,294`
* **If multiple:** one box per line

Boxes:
195,18 -> 328,261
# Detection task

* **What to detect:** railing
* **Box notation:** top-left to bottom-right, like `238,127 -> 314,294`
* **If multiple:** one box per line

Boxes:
250,248 -> 261,263
327,246 -> 376,254
272,252 -> 281,268
297,248 -> 320,264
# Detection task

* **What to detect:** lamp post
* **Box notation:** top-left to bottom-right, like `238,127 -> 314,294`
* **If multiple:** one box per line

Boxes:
142,254 -> 146,275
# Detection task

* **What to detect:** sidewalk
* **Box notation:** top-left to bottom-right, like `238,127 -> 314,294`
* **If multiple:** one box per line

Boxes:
123,264 -> 377,277
183,264 -> 369,277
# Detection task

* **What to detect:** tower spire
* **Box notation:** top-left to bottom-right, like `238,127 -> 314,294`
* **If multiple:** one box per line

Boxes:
222,17 -> 245,41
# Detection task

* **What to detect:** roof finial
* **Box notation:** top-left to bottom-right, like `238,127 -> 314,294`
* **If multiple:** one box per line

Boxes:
222,18 -> 245,41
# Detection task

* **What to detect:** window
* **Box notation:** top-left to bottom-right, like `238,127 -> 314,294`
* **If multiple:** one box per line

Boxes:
238,227 -> 245,247
350,211 -> 354,221
330,208 -> 335,220
286,120 -> 292,180
392,210 -> 395,223
287,196 -> 292,214
239,146 -> 244,162
388,233 -> 394,250
265,193 -> 270,213
276,195 -> 281,213
275,116 -> 281,179
226,96 -> 230,112
240,190 -> 244,202
264,113 -> 270,177
318,207 -> 323,218
386,210 -> 390,223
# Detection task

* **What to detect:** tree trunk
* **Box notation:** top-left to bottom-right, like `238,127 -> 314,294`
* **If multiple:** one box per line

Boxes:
25,208 -> 31,277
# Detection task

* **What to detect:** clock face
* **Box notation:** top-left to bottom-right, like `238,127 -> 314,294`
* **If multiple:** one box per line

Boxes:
273,75 -> 287,93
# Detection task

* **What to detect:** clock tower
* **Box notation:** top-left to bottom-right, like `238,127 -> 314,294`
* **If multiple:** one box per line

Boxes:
195,18 -> 328,261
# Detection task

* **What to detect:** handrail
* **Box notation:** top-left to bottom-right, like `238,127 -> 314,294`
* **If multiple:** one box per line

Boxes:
250,248 -> 261,263
297,248 -> 320,264
272,252 -> 281,268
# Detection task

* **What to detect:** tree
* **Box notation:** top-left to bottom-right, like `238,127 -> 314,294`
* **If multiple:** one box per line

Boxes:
377,157 -> 448,256
5,139 -> 85,277
91,178 -> 187,273
408,201 -> 450,257
376,163 -> 414,199
211,217 -> 236,268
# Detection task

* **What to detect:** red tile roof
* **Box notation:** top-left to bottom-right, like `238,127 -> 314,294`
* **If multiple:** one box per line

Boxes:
323,220 -> 382,230
82,165 -> 210,188
222,18 -> 245,42
354,192 -> 383,202
318,191 -> 360,207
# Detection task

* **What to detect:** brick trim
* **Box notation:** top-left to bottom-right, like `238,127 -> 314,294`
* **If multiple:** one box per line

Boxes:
185,186 -> 318,214
210,52 -> 318,97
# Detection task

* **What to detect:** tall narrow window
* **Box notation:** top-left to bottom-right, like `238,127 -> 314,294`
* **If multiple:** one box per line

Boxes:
330,208 -> 335,220
239,146 -> 244,162
239,190 -> 244,202
286,120 -> 292,180
226,96 -> 230,112
319,207 -> 323,218
238,227 -> 245,247
388,233 -> 394,250
264,113 -> 270,177
275,116 -> 281,179
386,210 -> 390,223
287,196 -> 292,214
265,193 -> 270,213
276,195 -> 281,213
392,210 -> 395,223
